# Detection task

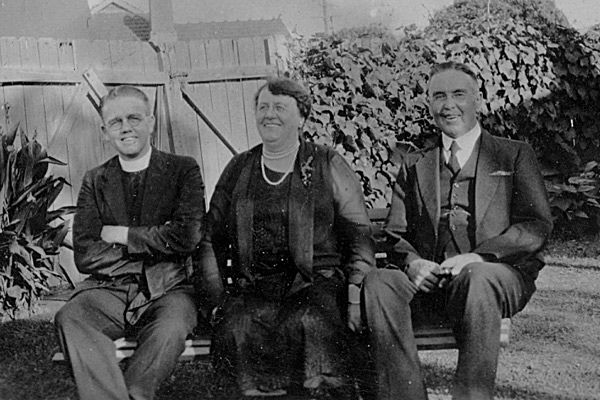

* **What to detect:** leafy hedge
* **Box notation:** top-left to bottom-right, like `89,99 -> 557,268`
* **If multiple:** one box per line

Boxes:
285,19 -> 600,232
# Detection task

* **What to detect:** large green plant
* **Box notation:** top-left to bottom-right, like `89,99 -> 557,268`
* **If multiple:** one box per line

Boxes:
545,161 -> 600,238
0,122 -> 74,320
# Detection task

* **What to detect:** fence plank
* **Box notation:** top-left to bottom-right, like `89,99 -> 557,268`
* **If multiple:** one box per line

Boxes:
174,41 -> 192,72
237,38 -> 261,147
187,40 -> 212,190
153,87 -> 171,152
74,39 -> 112,71
142,42 -> 160,73
188,40 -> 208,71
243,80 -> 262,148
191,83 -> 220,204
0,40 -> 7,133
205,39 -> 235,192
57,40 -> 85,285
237,37 -> 257,67
20,37 -> 48,145
0,84 -> 6,135
38,38 -> 64,151
167,42 -> 202,161
109,40 -> 143,71
265,36 -> 277,67
56,40 -> 77,207
252,37 -> 268,66
0,37 -> 26,130
222,39 -> 250,154
221,39 -> 243,148
187,40 -> 220,202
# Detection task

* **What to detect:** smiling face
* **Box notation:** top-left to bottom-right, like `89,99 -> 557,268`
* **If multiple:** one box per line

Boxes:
255,88 -> 304,151
428,69 -> 482,139
101,95 -> 155,160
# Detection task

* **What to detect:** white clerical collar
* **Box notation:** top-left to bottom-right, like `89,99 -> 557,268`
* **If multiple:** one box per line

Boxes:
442,123 -> 481,152
119,147 -> 152,172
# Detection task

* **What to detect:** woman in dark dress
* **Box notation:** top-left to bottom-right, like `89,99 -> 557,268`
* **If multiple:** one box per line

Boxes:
198,77 -> 375,398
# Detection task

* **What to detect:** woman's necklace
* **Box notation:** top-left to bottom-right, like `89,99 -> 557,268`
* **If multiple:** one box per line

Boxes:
261,155 -> 294,186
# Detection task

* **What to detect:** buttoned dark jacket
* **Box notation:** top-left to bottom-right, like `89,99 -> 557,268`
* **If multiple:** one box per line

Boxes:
72,148 -> 205,320
198,140 -> 375,300
385,130 -> 553,279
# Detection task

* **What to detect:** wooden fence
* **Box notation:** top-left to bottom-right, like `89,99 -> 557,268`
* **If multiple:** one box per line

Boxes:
0,35 -> 283,282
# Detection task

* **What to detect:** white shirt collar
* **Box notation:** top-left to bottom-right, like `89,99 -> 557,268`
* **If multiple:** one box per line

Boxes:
118,147 -> 152,172
441,124 -> 481,167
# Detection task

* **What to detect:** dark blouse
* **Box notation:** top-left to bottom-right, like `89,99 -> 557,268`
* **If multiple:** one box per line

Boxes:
251,167 -> 297,299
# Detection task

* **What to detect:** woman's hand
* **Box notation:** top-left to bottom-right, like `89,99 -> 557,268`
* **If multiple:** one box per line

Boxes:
347,283 -> 363,332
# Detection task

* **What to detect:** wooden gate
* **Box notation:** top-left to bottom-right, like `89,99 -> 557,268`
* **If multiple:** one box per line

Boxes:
0,35 -> 281,282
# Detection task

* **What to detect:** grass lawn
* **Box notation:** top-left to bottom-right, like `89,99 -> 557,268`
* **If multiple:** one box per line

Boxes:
1,264 -> 598,400
422,265 -> 600,400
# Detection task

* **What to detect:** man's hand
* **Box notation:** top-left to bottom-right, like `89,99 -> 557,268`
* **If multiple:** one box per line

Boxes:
438,253 -> 486,276
101,225 -> 129,245
347,304 -> 363,333
406,258 -> 441,293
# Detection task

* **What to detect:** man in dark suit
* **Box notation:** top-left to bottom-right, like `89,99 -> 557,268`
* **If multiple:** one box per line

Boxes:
54,86 -> 205,400
363,61 -> 553,400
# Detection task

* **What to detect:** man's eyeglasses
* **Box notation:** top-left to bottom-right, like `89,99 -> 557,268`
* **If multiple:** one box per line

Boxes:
104,114 -> 146,131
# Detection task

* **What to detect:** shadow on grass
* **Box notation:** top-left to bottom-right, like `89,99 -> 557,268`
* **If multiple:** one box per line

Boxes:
0,319 -> 76,400
0,319 -> 231,400
0,319 -> 304,400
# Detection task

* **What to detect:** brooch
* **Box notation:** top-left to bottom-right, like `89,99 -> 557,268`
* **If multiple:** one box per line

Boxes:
301,156 -> 314,187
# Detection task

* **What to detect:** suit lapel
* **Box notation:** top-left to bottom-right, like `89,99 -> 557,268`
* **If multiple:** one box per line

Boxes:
415,147 -> 441,229
233,148 -> 259,276
288,141 -> 314,279
475,131 -> 502,227
99,157 -> 129,224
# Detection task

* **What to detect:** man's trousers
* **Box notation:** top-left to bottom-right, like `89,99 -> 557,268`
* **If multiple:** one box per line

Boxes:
363,262 -> 536,400
54,283 -> 197,400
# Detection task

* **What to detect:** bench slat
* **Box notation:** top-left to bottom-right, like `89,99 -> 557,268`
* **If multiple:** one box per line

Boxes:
52,337 -> 212,362
415,318 -> 511,350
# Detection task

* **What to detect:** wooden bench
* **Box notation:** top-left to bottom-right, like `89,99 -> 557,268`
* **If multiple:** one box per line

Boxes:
367,207 -> 511,350
53,318 -> 511,362
53,207 -> 510,363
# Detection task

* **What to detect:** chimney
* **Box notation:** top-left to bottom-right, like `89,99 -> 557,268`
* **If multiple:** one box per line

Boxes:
149,0 -> 177,42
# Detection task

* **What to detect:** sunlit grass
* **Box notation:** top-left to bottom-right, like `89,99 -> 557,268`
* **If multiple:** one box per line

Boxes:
0,265 -> 598,399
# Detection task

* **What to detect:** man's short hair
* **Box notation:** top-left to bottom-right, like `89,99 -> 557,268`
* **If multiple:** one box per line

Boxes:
100,85 -> 152,117
254,77 -> 312,120
428,61 -> 479,89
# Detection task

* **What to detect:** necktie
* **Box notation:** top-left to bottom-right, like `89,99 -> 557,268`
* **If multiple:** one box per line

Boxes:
448,140 -> 461,174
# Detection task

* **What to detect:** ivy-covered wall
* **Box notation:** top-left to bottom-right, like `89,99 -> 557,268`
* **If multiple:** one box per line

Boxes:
284,18 -> 600,235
